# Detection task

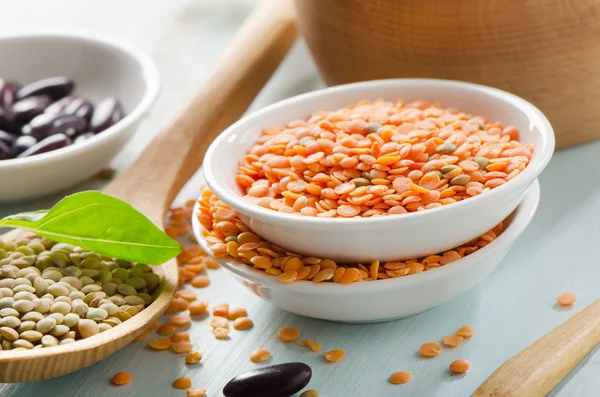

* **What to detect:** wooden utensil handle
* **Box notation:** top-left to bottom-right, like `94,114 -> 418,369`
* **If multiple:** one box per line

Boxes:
103,0 -> 298,225
473,298 -> 600,397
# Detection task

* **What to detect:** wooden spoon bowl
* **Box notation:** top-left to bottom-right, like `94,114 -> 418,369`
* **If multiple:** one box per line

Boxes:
0,0 -> 297,382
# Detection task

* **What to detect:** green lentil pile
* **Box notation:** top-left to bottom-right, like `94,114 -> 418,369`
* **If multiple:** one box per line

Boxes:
0,237 -> 158,350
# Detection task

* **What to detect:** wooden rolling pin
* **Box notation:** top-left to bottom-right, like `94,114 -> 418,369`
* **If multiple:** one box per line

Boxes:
473,298 -> 600,396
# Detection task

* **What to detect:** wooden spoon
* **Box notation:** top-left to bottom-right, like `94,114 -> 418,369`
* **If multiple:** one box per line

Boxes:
0,0 -> 297,383
473,298 -> 600,396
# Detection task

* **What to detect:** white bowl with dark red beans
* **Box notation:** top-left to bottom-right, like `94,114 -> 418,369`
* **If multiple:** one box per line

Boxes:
0,31 -> 159,201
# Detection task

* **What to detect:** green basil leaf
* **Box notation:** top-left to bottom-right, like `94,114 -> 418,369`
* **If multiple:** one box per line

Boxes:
1,191 -> 181,264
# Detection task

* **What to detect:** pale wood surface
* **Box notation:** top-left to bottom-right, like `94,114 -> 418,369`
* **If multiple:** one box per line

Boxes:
2,0 -> 600,396
294,0 -> 600,149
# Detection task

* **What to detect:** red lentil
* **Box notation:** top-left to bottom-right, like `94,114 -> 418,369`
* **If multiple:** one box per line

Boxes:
185,351 -> 202,364
188,300 -> 209,315
210,316 -> 229,329
228,307 -> 248,320
449,359 -> 470,374
171,332 -> 190,342
556,292 -> 576,306
198,188 -> 503,284
249,349 -> 271,363
172,340 -> 193,354
324,349 -> 345,362
176,289 -> 197,302
157,323 -> 179,336
173,377 -> 192,389
148,338 -> 172,351
191,275 -> 210,288
278,327 -> 300,342
233,317 -> 254,330
443,335 -> 464,348
299,339 -> 321,352
235,100 -> 531,218
419,342 -> 442,357
213,327 -> 229,339
186,389 -> 206,397
112,372 -> 131,385
133,330 -> 149,342
389,371 -> 412,384
166,297 -> 189,313
456,325 -> 474,338
213,302 -> 229,318
170,314 -> 192,327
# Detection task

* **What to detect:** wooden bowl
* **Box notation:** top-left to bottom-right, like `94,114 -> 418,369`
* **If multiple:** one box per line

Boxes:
0,229 -> 177,383
294,0 -> 600,149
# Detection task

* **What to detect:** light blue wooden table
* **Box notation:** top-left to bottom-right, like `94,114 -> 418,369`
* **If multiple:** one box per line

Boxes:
2,1 -> 600,396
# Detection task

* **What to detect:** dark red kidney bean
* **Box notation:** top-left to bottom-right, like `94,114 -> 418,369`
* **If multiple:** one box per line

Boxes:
21,113 -> 54,139
0,79 -> 17,111
223,362 -> 312,397
46,96 -> 94,124
0,79 -> 18,132
44,95 -> 75,116
24,113 -> 87,140
64,97 -> 94,122
73,131 -> 95,144
0,130 -> 16,146
12,95 -> 51,123
12,135 -> 37,157
0,114 -> 21,134
17,133 -> 71,158
17,76 -> 75,101
50,114 -> 87,137
0,140 -> 11,160
91,97 -> 124,133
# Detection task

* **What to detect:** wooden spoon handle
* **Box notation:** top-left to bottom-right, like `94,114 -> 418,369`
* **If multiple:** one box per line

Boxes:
103,0 -> 298,225
473,298 -> 600,397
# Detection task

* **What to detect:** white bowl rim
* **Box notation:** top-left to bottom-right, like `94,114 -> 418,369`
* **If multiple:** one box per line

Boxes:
0,29 -> 160,169
204,78 -> 554,229
193,179 -> 540,294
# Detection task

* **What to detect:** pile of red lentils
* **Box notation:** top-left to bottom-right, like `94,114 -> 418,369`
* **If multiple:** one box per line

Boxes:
197,187 -> 504,284
235,99 -> 532,218
111,197 -> 570,394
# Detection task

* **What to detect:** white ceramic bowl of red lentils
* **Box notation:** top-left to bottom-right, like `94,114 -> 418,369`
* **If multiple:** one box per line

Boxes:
193,179 -> 540,322
203,79 -> 554,263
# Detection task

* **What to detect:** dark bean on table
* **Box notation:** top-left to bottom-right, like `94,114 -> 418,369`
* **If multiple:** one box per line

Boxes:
12,135 -> 37,157
17,133 -> 71,158
91,97 -> 124,133
17,76 -> 75,101
11,95 -> 51,123
223,362 -> 312,397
